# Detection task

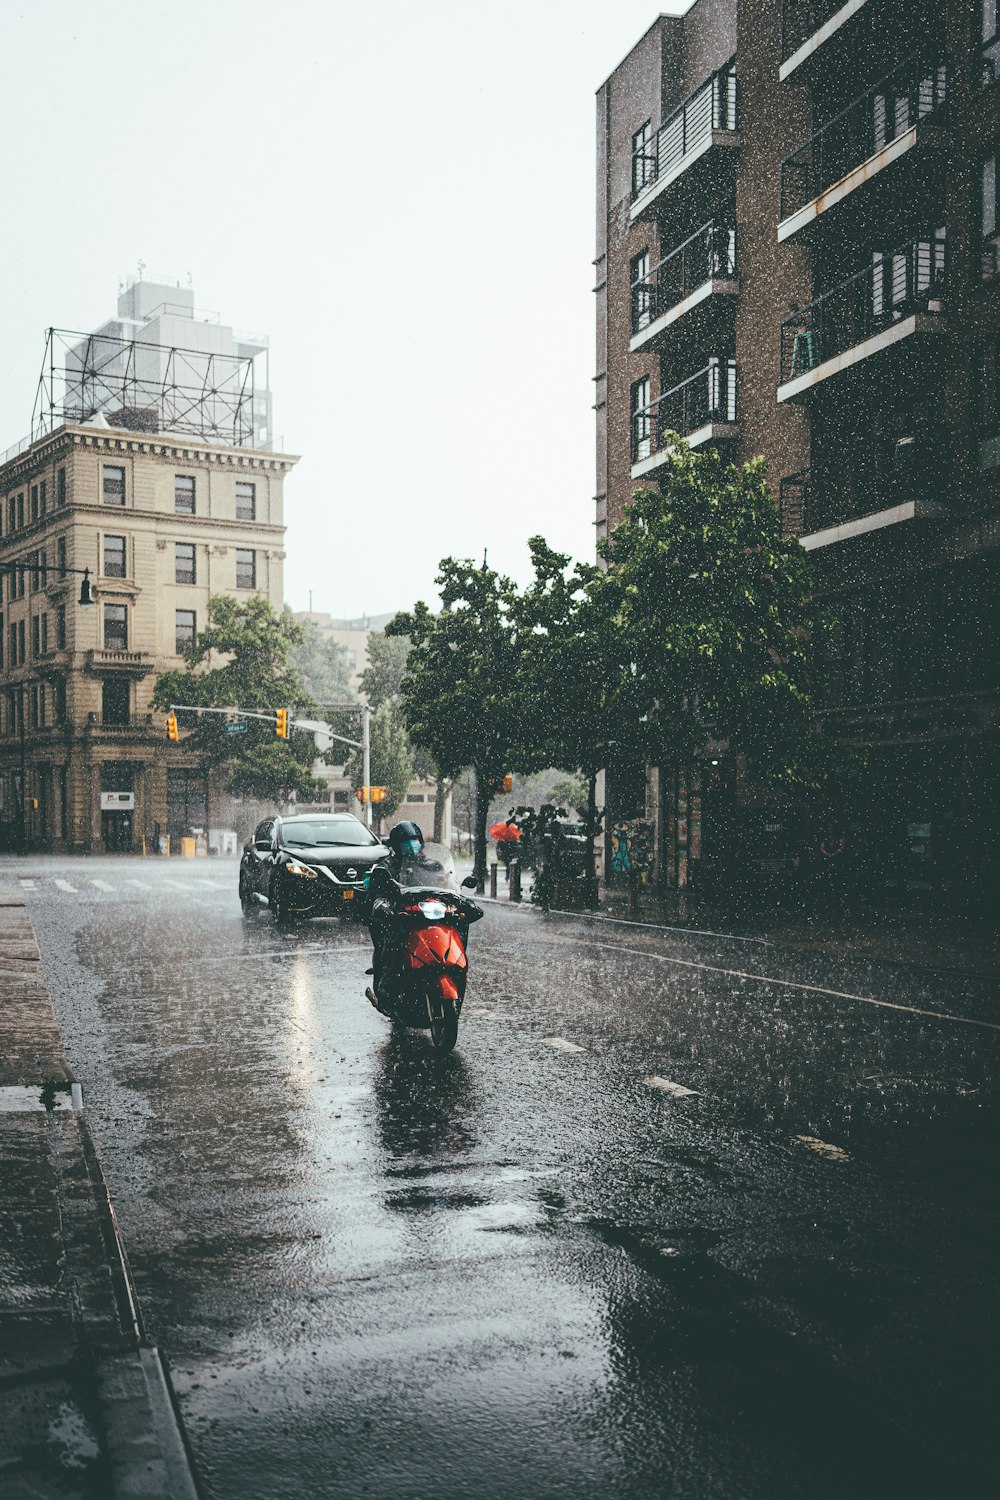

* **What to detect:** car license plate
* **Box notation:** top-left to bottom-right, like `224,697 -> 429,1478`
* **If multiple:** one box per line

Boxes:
342,888 -> 354,900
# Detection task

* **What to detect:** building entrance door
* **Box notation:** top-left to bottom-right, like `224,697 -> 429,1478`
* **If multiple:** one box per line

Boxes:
100,764 -> 134,853
101,809 -> 133,851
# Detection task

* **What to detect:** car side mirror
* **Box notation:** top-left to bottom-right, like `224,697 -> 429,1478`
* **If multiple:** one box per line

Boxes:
460,875 -> 478,889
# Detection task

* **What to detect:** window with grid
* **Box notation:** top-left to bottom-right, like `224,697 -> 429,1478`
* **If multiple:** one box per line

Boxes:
57,468 -> 66,506
235,481 -> 256,521
175,542 -> 196,585
175,475 -> 195,514
631,376 -> 652,461
632,120 -> 654,196
103,465 -> 126,506
104,604 -> 128,650
631,250 -> 651,333
104,534 -> 126,578
175,609 -> 196,654
235,548 -> 256,589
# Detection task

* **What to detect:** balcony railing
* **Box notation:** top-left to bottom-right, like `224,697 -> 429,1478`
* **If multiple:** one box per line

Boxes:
985,24 -> 1000,87
780,52 -> 947,222
780,434 -> 949,537
631,218 -> 737,336
632,360 -> 738,464
632,60 -> 738,204
781,0 -> 865,61
779,235 -> 947,387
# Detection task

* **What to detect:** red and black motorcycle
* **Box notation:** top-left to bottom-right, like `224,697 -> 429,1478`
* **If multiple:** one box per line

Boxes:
365,843 -> 483,1054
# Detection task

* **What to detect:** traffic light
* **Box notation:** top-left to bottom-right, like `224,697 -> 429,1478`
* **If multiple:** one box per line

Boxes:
370,786 -> 388,804
275,707 -> 289,739
166,712 -> 179,742
355,786 -> 369,804
502,774 -> 513,793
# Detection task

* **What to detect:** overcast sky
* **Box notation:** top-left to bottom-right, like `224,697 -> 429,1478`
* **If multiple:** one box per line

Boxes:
0,0 -> 693,620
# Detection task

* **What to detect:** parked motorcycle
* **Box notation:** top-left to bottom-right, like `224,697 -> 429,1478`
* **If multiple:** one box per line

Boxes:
365,842 -> 482,1053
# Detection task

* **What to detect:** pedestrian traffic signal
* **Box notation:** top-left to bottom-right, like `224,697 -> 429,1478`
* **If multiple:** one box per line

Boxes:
275,708 -> 289,739
166,712 -> 179,742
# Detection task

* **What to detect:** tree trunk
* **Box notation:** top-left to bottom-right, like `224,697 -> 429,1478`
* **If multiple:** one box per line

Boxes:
473,766 -> 490,892
433,773 -> 447,843
585,766 -> 599,907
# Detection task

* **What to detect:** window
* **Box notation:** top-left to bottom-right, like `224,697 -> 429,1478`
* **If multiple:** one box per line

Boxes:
56,605 -> 66,650
8,622 -> 15,668
39,479 -> 46,515
30,484 -> 39,522
977,336 -> 1000,467
17,618 -> 25,664
985,0 -> 1000,85
29,552 -> 41,592
983,146 -> 999,279
0,613 -> 4,670
57,467 -> 66,506
632,120 -> 654,196
235,481 -> 256,521
41,613 -> 48,655
16,492 -> 24,529
102,678 -> 130,725
104,603 -> 128,650
31,615 -> 40,658
631,250 -> 651,333
56,536 -> 67,576
175,474 -> 195,514
103,465 -> 126,506
631,376 -> 652,462
175,609 -> 196,654
175,542 -> 196,585
235,548 -> 256,589
104,534 -> 126,578
14,561 -> 25,599
53,679 -> 66,723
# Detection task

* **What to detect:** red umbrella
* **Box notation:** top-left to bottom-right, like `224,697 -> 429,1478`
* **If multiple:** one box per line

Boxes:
489,821 -> 520,842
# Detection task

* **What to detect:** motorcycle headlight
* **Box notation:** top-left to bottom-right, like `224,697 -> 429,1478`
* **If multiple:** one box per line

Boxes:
418,899 -> 448,920
286,860 -> 319,879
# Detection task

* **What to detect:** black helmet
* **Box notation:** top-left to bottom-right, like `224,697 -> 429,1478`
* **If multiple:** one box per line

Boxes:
388,821 -> 424,855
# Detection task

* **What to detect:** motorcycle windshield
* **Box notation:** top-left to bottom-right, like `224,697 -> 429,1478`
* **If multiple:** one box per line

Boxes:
396,842 -> 461,895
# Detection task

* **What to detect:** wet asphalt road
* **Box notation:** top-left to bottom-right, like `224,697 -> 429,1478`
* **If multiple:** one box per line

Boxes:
10,854 -> 1000,1499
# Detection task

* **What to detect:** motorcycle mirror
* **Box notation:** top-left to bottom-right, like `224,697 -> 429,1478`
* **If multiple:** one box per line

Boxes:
460,876 -> 478,889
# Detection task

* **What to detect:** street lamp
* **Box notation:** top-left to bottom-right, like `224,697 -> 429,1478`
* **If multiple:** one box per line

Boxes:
1,560 -> 96,854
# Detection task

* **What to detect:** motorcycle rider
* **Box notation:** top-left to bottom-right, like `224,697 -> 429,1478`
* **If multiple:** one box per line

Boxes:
366,821 -> 482,1005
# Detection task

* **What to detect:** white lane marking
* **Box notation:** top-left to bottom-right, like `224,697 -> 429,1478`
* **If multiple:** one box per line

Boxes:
164,879 -> 189,889
499,936 -> 1000,1034
127,880 -> 152,890
193,879 -> 225,889
795,1134 -> 851,1163
546,908 -> 770,946
642,1075 -> 700,1098
18,879 -> 35,889
540,1036 -> 587,1053
54,879 -> 78,893
90,880 -> 114,892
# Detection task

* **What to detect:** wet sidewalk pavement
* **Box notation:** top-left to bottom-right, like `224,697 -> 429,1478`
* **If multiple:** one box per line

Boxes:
473,860 -> 999,980
0,892 -> 199,1499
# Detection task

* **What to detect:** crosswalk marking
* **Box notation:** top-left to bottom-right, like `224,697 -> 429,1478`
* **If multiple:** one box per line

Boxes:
18,879 -> 35,889
127,879 -> 152,890
541,1036 -> 587,1054
54,879 -> 78,893
90,880 -> 114,892
642,1076 -> 700,1098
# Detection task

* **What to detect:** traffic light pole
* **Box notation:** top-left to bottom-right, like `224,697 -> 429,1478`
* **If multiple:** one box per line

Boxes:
362,703 -> 371,829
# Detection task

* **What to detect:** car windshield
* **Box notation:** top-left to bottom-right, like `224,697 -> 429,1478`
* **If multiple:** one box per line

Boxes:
281,819 -> 380,848
397,842 -> 460,894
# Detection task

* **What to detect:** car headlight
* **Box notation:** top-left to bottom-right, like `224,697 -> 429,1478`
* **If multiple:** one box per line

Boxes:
285,860 -> 319,879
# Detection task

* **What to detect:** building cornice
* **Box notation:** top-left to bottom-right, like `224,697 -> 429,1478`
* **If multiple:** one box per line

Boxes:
0,422 -> 299,487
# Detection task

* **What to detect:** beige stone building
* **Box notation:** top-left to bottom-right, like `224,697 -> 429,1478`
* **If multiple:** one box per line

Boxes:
0,421 -> 297,852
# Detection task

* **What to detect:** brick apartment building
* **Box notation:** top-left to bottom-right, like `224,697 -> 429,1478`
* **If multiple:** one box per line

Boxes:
0,285 -> 296,853
596,0 -> 1000,908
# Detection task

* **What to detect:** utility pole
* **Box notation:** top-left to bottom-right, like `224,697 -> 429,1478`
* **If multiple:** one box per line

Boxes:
362,702 -> 371,829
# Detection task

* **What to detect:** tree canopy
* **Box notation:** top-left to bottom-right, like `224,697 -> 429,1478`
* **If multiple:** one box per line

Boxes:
290,618 -> 355,705
152,594 -> 325,808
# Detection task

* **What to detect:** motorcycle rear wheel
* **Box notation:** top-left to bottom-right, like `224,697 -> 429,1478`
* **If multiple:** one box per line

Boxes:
426,992 -> 459,1054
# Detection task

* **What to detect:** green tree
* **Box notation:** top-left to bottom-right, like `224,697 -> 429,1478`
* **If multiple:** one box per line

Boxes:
290,618 -> 355,705
387,557 -> 545,880
593,444 -> 820,781
152,594 -> 324,808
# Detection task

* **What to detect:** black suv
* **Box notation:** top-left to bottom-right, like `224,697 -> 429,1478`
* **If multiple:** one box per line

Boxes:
239,813 -> 388,925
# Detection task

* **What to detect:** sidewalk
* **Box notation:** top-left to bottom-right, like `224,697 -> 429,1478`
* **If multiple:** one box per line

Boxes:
0,892 -> 200,1499
475,860 -> 999,979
